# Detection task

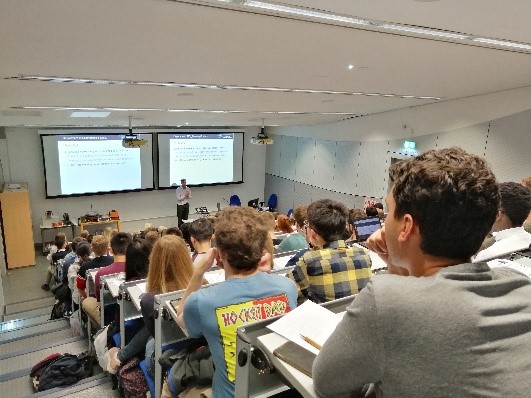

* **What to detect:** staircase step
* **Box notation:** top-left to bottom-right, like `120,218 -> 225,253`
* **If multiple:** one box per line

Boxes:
0,328 -> 75,359
30,373 -> 118,397
0,318 -> 69,344
3,306 -> 52,322
0,371 -> 36,398
0,313 -> 53,333
1,366 -> 109,398
4,296 -> 55,316
0,337 -> 87,378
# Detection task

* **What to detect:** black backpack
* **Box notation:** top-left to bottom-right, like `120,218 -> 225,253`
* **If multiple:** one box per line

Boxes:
49,299 -> 64,320
31,352 -> 94,392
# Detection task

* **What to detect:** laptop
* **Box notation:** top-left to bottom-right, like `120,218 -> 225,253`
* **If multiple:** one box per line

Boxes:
352,216 -> 382,246
195,207 -> 209,215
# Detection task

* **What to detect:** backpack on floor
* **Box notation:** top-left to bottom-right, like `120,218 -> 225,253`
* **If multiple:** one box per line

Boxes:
117,357 -> 149,398
31,352 -> 94,392
30,353 -> 62,390
49,299 -> 64,320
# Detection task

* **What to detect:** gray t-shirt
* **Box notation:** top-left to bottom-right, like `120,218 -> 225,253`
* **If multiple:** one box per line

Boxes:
313,262 -> 531,398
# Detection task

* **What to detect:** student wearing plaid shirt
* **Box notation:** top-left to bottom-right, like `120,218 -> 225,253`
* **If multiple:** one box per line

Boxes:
287,199 -> 372,303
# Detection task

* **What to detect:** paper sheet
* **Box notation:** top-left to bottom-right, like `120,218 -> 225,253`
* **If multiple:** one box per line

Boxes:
127,282 -> 147,311
487,258 -> 531,279
105,273 -> 125,297
273,254 -> 293,270
204,268 -> 225,284
267,300 -> 343,355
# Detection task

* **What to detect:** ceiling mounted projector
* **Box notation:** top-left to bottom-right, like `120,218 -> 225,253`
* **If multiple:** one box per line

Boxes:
123,116 -> 148,148
122,133 -> 148,148
251,125 -> 274,145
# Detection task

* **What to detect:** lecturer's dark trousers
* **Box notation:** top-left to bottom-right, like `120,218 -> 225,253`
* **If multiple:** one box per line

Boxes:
177,202 -> 189,228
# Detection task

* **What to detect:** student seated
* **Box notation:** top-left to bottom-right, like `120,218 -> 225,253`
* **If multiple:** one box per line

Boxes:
275,214 -> 294,234
313,147 -> 531,398
286,199 -> 372,303
42,233 -> 68,291
276,205 -> 309,254
76,235 -> 113,301
82,232 -> 132,328
189,218 -> 214,267
473,181 -> 531,262
176,207 -> 298,397
67,242 -> 92,312
107,236 -> 194,374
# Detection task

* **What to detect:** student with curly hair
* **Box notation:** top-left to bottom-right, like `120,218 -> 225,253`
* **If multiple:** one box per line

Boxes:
314,147 -> 531,398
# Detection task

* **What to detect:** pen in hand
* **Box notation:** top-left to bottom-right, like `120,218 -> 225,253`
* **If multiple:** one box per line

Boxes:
300,334 -> 322,350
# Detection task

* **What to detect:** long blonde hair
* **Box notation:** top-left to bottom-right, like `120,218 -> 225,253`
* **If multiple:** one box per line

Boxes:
146,235 -> 193,294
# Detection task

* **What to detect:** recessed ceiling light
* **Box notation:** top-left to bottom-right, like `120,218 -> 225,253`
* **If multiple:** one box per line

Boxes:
348,64 -> 355,70
472,37 -> 531,50
70,111 -> 110,118
198,0 -> 531,53
7,75 -> 443,100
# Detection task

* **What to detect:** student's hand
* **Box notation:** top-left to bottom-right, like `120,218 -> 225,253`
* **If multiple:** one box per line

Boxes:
195,248 -> 217,276
365,227 -> 390,265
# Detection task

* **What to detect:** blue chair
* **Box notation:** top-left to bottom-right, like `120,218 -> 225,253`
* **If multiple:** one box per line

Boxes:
286,208 -> 293,218
139,340 -> 196,398
267,193 -> 277,211
139,359 -> 155,398
229,194 -> 241,206
111,318 -> 145,349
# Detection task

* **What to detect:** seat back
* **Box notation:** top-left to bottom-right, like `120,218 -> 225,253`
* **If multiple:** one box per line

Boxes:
229,194 -> 241,206
267,193 -> 278,210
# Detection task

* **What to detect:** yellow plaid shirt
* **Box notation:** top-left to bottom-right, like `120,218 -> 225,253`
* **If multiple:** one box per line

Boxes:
287,240 -> 372,303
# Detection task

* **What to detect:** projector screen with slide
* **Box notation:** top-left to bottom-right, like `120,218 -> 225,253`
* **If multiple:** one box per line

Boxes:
157,132 -> 244,188
41,133 -> 154,198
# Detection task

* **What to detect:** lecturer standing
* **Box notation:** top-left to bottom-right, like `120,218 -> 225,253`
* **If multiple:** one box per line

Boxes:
176,178 -> 191,228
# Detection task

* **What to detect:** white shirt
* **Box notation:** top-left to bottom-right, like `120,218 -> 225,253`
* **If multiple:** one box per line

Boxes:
176,185 -> 191,205
473,227 -> 531,263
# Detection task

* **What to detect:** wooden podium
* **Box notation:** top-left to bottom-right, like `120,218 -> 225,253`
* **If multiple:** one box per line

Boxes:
0,183 -> 36,268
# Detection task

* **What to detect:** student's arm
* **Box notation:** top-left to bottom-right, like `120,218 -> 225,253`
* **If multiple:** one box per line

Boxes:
140,293 -> 156,337
76,275 -> 87,298
176,248 -> 216,334
286,255 -> 310,300
313,282 -> 382,397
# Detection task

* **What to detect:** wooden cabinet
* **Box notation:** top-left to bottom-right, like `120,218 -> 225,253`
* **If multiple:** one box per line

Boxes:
0,183 -> 36,268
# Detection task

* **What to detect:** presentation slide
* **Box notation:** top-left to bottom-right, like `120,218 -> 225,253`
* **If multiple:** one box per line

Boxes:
41,134 -> 154,197
158,132 -> 244,187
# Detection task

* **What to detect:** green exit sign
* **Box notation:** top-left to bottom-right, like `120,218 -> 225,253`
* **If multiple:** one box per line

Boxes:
404,140 -> 416,150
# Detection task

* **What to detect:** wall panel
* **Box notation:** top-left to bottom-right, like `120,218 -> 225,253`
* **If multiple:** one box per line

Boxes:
435,124 -> 488,155
265,135 -> 282,176
277,135 -> 298,180
485,113 -> 531,182
356,141 -> 389,198
334,141 -> 361,195
294,137 -> 315,184
312,140 -> 338,189
293,181 -> 315,210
